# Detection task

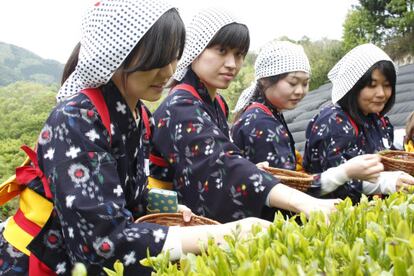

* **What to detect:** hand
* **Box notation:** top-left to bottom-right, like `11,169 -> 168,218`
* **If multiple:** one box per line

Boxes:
256,161 -> 270,171
341,154 -> 383,183
396,172 -> 414,192
177,204 -> 193,223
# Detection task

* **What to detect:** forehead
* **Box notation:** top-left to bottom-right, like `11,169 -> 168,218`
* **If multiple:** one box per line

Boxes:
286,71 -> 310,80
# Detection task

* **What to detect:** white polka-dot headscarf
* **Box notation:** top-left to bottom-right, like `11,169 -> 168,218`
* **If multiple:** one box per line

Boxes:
233,40 -> 311,113
57,0 -> 175,102
172,8 -> 239,81
329,43 -> 397,104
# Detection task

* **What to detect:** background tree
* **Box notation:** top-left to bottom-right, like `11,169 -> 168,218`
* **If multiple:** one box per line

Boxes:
343,0 -> 414,59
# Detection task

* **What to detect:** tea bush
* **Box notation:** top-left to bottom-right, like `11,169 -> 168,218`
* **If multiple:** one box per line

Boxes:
142,192 -> 414,275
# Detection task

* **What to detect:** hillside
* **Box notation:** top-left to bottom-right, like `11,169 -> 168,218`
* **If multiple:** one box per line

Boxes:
0,81 -> 57,182
0,41 -> 63,86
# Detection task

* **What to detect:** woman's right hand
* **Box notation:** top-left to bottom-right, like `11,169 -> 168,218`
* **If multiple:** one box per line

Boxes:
341,154 -> 384,183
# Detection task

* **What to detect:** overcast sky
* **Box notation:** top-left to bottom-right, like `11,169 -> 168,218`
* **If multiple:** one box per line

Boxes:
0,0 -> 359,63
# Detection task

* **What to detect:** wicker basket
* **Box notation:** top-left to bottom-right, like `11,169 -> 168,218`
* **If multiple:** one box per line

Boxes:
378,150 -> 414,176
264,167 -> 313,192
136,213 -> 220,226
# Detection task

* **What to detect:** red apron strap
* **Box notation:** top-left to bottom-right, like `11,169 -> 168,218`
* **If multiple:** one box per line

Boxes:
29,254 -> 57,276
377,113 -> 387,128
215,94 -> 227,118
149,153 -> 169,167
81,88 -> 112,143
170,83 -> 202,101
14,208 -> 42,237
17,145 -> 53,199
171,83 -> 228,117
246,102 -> 273,116
140,105 -> 151,140
344,112 -> 359,137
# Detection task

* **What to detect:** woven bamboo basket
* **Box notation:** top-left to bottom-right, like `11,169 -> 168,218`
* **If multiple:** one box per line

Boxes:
378,150 -> 414,176
264,167 -> 313,192
136,213 -> 220,226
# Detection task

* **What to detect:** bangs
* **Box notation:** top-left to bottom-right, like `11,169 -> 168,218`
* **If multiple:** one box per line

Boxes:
207,23 -> 250,55
124,9 -> 186,72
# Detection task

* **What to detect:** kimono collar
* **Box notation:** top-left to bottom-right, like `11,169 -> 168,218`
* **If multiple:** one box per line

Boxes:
181,69 -> 214,104
252,94 -> 283,118
102,81 -> 143,135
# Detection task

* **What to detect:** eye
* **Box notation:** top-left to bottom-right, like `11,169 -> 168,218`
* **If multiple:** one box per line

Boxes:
216,47 -> 226,55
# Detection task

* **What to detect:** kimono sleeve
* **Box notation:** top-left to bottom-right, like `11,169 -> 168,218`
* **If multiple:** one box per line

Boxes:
36,103 -> 169,274
152,97 -> 278,222
232,110 -> 296,170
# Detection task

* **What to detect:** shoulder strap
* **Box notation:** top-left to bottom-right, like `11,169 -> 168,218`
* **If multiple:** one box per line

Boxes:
215,94 -> 227,118
377,113 -> 387,128
171,83 -> 227,117
81,88 -> 112,144
344,111 -> 359,137
245,102 -> 273,116
140,105 -> 151,140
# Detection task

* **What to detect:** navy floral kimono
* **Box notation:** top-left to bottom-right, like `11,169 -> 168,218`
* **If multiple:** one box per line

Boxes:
0,82 -> 168,275
231,97 -> 323,199
231,96 -> 297,171
303,104 -> 394,203
150,70 -> 278,223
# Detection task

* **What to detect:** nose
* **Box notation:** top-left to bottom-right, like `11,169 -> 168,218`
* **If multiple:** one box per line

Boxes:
224,54 -> 236,69
294,85 -> 305,97
375,85 -> 386,98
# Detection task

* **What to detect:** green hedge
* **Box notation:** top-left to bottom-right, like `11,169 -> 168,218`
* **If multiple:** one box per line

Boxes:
143,192 -> 414,275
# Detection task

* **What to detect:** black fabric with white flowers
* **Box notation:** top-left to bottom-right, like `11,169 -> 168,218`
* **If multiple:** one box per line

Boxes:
0,82 -> 168,275
150,70 -> 278,223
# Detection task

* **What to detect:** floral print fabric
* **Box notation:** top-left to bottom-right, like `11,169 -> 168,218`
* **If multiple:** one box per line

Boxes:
231,98 -> 297,171
1,82 -> 167,275
303,104 -> 394,203
150,70 -> 277,223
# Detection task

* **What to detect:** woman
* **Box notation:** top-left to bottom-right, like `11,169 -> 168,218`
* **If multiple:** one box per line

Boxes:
149,9 -> 341,224
231,41 -> 383,199
303,43 -> 414,203
0,1 -> 270,275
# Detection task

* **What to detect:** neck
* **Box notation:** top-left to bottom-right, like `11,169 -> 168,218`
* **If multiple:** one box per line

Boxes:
205,84 -> 217,100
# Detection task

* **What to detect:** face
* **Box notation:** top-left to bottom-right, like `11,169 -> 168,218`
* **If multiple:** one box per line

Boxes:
114,59 -> 178,104
357,68 -> 392,115
264,71 -> 310,111
191,45 -> 245,93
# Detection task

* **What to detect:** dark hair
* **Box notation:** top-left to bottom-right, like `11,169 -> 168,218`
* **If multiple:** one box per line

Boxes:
207,23 -> 250,56
405,111 -> 414,144
337,60 -> 396,125
233,73 -> 287,122
60,9 -> 185,86
123,9 -> 186,73
61,42 -> 81,85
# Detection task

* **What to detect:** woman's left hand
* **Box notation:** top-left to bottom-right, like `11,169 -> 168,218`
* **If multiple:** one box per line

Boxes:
177,204 -> 193,222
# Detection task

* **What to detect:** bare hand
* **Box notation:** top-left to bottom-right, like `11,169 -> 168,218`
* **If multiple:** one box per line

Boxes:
342,154 -> 383,182
256,161 -> 270,171
177,204 -> 193,222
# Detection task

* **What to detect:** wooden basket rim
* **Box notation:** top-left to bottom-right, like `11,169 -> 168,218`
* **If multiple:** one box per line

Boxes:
135,213 -> 220,225
379,150 -> 414,165
264,167 -> 314,181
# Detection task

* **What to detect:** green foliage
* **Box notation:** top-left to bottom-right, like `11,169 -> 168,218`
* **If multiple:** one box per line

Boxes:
0,81 -> 57,182
144,193 -> 414,275
0,42 -> 63,86
298,38 -> 346,90
343,0 -> 414,59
